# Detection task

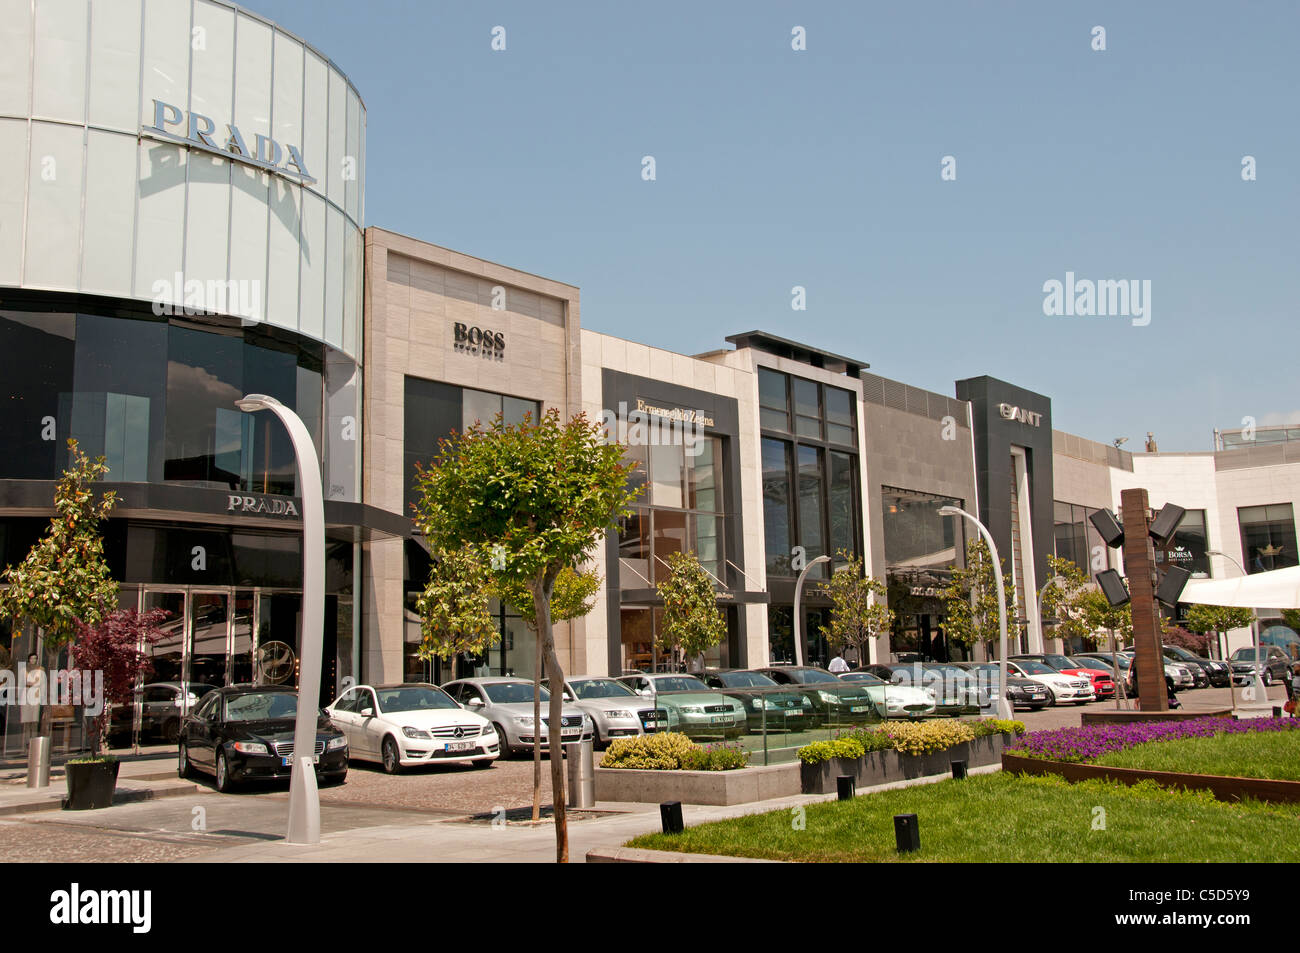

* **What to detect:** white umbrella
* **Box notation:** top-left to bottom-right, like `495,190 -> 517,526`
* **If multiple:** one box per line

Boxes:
1179,565 -> 1300,610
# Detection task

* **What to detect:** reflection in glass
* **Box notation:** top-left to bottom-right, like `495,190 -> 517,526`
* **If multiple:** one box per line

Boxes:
649,442 -> 684,509
189,592 -> 229,693
231,590 -> 254,684
882,487 -> 962,570
143,591 -> 186,685
763,438 -> 793,576
829,451 -> 855,557
798,446 -> 826,575
1238,503 -> 1298,573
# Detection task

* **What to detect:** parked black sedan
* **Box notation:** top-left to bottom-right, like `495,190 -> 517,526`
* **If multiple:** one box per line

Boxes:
751,666 -> 879,726
178,685 -> 348,792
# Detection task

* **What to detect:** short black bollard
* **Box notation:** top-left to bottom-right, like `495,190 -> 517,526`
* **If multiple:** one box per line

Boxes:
951,759 -> 968,780
837,775 -> 855,801
660,801 -> 684,834
1274,706 -> 1283,718
894,813 -> 920,853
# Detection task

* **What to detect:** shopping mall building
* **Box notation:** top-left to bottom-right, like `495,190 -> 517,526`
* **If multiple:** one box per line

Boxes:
1,1 -> 1296,747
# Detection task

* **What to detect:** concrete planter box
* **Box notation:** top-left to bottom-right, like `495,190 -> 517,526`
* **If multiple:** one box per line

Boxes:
800,734 -> 1009,795
594,761 -> 802,806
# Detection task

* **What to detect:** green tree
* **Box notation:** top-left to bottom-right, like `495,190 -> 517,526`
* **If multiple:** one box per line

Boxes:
655,551 -> 726,668
0,440 -> 118,736
820,552 -> 892,665
412,409 -> 637,862
1186,603 -> 1255,658
1040,555 -> 1096,649
1282,609 -> 1300,633
495,565 -> 601,821
414,544 -> 500,666
941,539 -> 1016,658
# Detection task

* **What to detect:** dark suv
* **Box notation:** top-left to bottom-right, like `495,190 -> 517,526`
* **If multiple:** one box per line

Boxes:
1230,646 -> 1293,686
1162,645 -> 1229,687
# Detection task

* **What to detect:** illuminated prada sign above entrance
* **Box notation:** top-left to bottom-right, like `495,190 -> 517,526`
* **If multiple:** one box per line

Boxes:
142,100 -> 316,186
998,403 -> 1043,427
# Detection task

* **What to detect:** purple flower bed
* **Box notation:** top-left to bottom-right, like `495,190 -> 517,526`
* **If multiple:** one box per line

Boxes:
1009,717 -> 1300,763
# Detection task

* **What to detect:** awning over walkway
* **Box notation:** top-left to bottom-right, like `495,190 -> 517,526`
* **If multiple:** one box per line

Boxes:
1179,565 -> 1300,610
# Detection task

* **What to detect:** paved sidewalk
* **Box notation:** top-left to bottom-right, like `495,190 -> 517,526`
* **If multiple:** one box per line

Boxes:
175,763 -> 1002,863
0,747 -> 194,815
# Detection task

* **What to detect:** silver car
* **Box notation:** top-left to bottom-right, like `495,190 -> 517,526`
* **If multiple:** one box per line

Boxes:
442,677 -> 592,758
545,676 -> 666,748
616,673 -> 748,739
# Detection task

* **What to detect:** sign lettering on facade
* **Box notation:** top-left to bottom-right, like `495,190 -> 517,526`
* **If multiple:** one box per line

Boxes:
453,322 -> 505,361
142,100 -> 316,185
998,402 -> 1043,427
634,398 -> 714,429
227,494 -> 300,517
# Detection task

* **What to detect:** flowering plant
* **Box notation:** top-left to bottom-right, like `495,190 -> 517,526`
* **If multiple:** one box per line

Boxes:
1009,716 -> 1300,763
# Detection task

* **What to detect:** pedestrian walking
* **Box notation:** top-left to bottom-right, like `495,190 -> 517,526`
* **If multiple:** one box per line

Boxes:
828,651 -> 849,674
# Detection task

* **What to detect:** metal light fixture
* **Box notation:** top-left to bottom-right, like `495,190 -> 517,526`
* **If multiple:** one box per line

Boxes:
792,554 -> 832,667
236,394 -> 325,846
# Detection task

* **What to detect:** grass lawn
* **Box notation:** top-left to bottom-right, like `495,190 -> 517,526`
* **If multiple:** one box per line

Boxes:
626,772 -> 1300,862
1092,728 -> 1300,781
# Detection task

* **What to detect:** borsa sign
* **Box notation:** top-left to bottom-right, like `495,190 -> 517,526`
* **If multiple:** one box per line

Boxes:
142,100 -> 316,186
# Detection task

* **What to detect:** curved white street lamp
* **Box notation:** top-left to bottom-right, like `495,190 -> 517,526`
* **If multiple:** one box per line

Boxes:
236,394 -> 325,846
792,555 -> 832,667
939,506 -> 1014,720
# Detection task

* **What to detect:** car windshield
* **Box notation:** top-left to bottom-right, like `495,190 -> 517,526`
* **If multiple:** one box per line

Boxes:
1016,661 -> 1055,676
792,669 -> 840,684
568,679 -> 636,699
651,676 -> 709,692
719,672 -> 779,688
225,692 -> 298,721
1042,655 -> 1076,669
377,686 -> 459,713
1166,646 -> 1196,660
841,672 -> 886,686
484,682 -> 551,704
1070,658 -> 1110,673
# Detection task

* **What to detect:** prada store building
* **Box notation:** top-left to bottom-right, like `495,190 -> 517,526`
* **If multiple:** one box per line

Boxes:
0,0 -> 394,750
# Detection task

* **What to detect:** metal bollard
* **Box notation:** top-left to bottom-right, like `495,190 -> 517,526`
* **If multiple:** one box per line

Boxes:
951,759 -> 968,780
894,813 -> 920,853
1273,706 -> 1283,718
660,800 -> 684,834
836,775 -> 855,801
27,736 -> 50,789
565,739 -> 596,809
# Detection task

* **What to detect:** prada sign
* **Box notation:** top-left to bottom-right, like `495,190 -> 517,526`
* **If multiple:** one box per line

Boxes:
998,403 -> 1043,427
228,494 -> 300,518
142,100 -> 316,185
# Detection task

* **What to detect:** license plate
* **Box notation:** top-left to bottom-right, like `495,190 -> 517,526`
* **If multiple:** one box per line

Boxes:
561,728 -> 580,735
850,706 -> 868,713
445,741 -> 474,752
710,715 -> 728,724
280,757 -> 292,767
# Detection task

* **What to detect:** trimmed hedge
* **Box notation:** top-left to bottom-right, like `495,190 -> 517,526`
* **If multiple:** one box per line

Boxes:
599,732 -> 750,771
798,718 -> 1026,764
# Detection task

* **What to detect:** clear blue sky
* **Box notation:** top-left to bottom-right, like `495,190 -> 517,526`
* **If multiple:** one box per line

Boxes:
255,0 -> 1299,451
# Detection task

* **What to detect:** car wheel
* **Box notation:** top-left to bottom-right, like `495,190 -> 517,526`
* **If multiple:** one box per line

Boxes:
381,736 -> 402,774
178,742 -> 194,779
1045,688 -> 1057,706
215,749 -> 234,793
470,758 -> 493,769
493,724 -> 511,759
1030,704 -> 1046,711
590,723 -> 603,750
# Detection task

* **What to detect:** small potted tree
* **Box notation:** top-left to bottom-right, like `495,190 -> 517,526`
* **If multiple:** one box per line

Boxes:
63,608 -> 166,810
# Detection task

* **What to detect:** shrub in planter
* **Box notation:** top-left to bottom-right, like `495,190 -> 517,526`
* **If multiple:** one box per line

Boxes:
971,718 -> 1026,738
799,737 -> 867,765
63,756 -> 120,811
599,732 -> 750,771
600,732 -> 698,769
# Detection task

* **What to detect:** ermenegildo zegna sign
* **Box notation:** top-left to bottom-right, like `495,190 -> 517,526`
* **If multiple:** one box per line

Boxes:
141,100 -> 316,186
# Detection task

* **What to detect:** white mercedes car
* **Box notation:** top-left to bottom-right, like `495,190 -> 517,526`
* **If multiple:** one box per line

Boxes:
327,683 -> 499,773
1005,659 -> 1095,706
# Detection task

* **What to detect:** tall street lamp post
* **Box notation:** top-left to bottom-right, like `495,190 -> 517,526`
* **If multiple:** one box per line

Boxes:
792,555 -> 832,667
1206,549 -> 1262,714
939,506 -> 1014,719
236,394 -> 325,846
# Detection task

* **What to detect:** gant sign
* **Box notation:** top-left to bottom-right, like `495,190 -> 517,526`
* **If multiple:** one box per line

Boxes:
228,494 -> 300,518
998,403 -> 1043,427
142,100 -> 316,186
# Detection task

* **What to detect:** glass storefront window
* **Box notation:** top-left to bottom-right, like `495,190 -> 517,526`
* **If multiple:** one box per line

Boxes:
828,451 -> 856,557
1162,508 -> 1209,577
797,445 -> 826,575
882,487 -> 963,570
758,367 -> 789,432
1238,503 -> 1298,573
649,442 -> 685,509
762,438 -> 793,577
0,311 -> 75,480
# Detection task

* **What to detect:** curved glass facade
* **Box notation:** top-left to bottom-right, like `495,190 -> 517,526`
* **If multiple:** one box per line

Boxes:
0,301 -> 357,500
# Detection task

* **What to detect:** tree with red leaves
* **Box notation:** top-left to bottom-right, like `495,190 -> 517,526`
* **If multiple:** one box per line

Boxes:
72,608 -> 168,756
